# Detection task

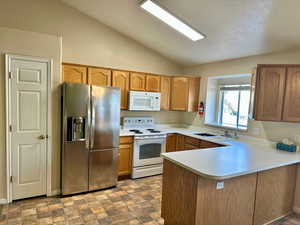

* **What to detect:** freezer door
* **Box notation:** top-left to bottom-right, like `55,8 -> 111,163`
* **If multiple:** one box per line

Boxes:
61,83 -> 90,195
91,86 -> 120,150
62,141 -> 89,195
89,148 -> 119,191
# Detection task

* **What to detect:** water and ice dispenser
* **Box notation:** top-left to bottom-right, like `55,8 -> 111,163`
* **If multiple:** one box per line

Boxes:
67,116 -> 86,141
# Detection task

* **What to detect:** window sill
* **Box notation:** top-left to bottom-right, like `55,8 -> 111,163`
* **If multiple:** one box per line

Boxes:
204,122 -> 248,132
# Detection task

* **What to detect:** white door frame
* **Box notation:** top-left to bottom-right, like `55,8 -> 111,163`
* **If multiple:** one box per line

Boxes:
5,54 -> 53,203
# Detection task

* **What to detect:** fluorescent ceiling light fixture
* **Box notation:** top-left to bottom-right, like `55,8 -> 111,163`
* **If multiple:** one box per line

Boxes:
140,0 -> 205,41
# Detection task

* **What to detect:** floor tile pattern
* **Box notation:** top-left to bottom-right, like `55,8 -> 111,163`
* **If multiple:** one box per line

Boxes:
0,175 -> 300,225
270,214 -> 300,225
0,176 -> 163,225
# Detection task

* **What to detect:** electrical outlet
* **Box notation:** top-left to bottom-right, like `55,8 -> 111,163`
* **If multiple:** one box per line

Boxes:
250,127 -> 260,136
293,135 -> 300,144
216,181 -> 224,190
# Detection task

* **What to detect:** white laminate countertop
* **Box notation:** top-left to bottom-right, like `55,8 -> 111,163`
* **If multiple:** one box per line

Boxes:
120,126 -> 300,180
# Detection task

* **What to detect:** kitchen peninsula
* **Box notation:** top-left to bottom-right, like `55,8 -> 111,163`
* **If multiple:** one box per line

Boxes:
161,135 -> 300,225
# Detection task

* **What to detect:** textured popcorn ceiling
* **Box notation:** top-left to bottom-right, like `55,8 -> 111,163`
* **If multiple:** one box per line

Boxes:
61,0 -> 300,66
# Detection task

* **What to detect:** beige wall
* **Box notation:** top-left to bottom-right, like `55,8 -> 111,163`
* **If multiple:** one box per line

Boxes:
183,49 -> 300,142
0,0 -> 182,75
0,27 -> 62,199
0,0 -> 185,201
121,111 -> 185,125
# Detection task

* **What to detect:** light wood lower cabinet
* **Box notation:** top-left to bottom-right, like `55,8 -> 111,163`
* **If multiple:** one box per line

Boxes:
253,165 -> 297,225
166,134 -> 224,152
162,160 -> 257,225
118,136 -> 133,176
166,134 -> 177,152
176,134 -> 185,151
162,161 -> 297,225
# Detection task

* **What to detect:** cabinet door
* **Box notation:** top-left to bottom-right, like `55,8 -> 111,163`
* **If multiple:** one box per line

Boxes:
130,72 -> 146,91
176,134 -> 185,151
146,75 -> 161,92
161,76 -> 171,110
254,66 -> 286,121
185,136 -> 200,147
112,71 -> 130,110
199,140 -> 223,149
88,67 -> 111,86
187,77 -> 200,112
283,67 -> 300,122
253,165 -> 297,225
62,64 -> 87,84
166,134 -> 177,152
118,144 -> 132,176
171,77 -> 189,111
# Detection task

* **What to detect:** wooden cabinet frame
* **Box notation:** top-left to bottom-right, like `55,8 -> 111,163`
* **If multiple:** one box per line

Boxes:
254,64 -> 300,122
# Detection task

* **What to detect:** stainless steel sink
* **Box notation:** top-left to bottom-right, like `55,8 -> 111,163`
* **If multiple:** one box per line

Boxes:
194,133 -> 216,137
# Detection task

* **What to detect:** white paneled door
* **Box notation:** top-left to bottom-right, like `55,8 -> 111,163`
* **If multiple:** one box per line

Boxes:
10,57 -> 48,200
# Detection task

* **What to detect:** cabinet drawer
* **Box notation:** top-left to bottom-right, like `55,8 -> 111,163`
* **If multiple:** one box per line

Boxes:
185,136 -> 200,146
200,140 -> 223,149
120,136 -> 133,144
184,144 -> 199,150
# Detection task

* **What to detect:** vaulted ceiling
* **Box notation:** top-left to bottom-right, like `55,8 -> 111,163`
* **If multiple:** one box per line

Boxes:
61,0 -> 300,66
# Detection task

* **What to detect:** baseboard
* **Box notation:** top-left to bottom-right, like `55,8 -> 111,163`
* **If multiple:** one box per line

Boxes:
49,189 -> 61,196
0,199 -> 8,204
293,206 -> 300,214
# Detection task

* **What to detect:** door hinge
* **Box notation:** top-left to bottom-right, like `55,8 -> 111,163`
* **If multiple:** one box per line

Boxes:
8,72 -> 12,79
10,176 -> 13,183
9,125 -> 12,132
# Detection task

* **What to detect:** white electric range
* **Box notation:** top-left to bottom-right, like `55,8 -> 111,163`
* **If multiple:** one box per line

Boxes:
122,117 -> 166,179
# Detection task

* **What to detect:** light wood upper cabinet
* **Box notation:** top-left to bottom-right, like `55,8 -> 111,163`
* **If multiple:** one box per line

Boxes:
87,67 -> 111,86
254,66 -> 286,121
146,74 -> 161,92
187,77 -> 200,112
130,72 -> 146,91
171,77 -> 189,111
62,64 -> 87,84
112,70 -> 130,110
283,67 -> 300,122
170,77 -> 200,112
160,76 -> 171,110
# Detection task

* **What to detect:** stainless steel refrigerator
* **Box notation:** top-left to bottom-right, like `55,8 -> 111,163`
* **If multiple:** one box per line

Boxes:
61,82 -> 120,196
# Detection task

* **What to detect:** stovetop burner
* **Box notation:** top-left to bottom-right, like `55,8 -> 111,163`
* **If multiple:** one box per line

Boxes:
129,129 -> 143,134
147,129 -> 161,133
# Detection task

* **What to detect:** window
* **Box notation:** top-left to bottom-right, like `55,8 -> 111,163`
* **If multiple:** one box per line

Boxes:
218,85 -> 251,129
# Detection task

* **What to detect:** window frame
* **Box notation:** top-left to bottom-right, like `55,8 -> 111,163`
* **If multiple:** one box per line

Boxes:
218,85 -> 251,130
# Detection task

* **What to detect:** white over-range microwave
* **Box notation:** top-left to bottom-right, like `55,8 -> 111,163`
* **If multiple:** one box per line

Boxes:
129,91 -> 161,111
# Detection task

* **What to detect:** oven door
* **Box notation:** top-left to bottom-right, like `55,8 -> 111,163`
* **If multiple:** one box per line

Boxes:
133,137 -> 166,167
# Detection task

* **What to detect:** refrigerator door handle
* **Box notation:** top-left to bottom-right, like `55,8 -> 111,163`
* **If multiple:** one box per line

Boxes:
91,96 -> 96,149
85,101 -> 91,149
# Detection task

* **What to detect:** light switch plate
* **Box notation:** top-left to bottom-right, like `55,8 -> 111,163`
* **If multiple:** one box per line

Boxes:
216,181 -> 224,190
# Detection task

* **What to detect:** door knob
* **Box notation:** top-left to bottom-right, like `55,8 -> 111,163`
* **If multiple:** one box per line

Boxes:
38,135 -> 46,140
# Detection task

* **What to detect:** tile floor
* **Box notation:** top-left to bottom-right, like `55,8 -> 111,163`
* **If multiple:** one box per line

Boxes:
0,175 -> 300,225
